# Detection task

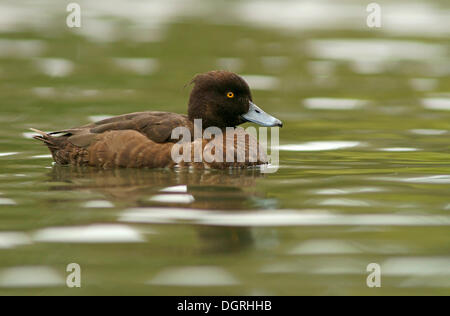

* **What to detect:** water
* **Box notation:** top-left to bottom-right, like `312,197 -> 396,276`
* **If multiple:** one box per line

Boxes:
0,0 -> 449,295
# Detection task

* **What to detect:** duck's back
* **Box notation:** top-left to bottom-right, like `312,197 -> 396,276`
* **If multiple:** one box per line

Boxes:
33,111 -> 192,166
63,111 -> 193,146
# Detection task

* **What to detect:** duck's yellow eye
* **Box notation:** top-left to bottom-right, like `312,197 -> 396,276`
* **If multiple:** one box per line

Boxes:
227,92 -> 235,98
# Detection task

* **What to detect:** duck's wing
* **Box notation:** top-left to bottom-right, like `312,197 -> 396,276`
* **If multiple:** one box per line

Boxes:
52,111 -> 193,148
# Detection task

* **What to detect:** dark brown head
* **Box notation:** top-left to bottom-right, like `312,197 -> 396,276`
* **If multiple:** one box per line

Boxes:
188,71 -> 282,129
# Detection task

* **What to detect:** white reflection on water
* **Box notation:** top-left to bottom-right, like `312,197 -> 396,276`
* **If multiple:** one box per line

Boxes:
120,208 -> 450,227
33,224 -> 145,243
149,194 -> 195,204
260,262 -> 299,274
81,90 -> 100,97
314,187 -> 383,195
310,258 -> 368,275
31,154 -> 53,159
112,58 -> 159,75
400,276 -> 450,288
2,0 -> 447,40
308,39 -> 446,61
0,197 -> 16,205
34,58 -> 74,77
287,257 -> 447,280
0,232 -> 31,249
260,258 -> 371,276
76,0 -> 199,42
217,58 -> 243,72
0,152 -> 18,157
422,98 -> 450,111
382,257 -> 450,276
290,239 -> 409,256
278,141 -> 361,151
149,266 -> 239,287
22,132 -> 37,139
375,175 -> 450,184
235,1 -> 450,38
160,185 -> 188,193
83,200 -> 115,209
303,98 -> 367,110
382,3 -> 450,37
0,39 -> 46,58
317,198 -> 371,207
410,129 -> 447,136
120,208 -> 206,224
0,0 -> 202,42
30,87 -> 137,100
261,56 -> 289,72
307,39 -> 447,75
31,87 -> 56,98
235,1 -> 365,31
409,78 -> 439,92
289,240 -> 361,255
379,147 -> 419,152
0,266 -> 64,288
242,75 -> 280,90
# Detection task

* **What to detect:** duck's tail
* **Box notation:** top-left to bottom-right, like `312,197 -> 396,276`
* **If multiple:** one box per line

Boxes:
30,128 -> 59,150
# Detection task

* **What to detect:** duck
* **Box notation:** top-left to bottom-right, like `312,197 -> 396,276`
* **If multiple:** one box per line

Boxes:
31,71 -> 283,169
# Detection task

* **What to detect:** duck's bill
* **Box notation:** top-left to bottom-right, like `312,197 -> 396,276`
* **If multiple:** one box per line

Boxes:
241,102 -> 283,127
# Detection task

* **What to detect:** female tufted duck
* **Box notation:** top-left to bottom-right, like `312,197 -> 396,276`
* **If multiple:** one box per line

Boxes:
32,71 -> 282,169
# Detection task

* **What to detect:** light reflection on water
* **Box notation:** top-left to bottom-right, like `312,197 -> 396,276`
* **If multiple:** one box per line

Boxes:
278,141 -> 362,151
0,0 -> 449,295
0,232 -> 31,249
33,224 -> 146,244
149,266 -> 240,287
119,208 -> 450,227
0,266 -> 64,288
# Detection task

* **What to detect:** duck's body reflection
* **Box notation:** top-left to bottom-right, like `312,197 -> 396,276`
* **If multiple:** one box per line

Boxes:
49,165 -> 279,253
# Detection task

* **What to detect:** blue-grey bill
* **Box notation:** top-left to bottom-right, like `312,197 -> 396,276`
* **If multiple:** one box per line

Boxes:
241,102 -> 283,127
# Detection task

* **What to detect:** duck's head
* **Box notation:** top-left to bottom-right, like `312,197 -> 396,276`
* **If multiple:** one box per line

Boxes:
188,71 -> 283,129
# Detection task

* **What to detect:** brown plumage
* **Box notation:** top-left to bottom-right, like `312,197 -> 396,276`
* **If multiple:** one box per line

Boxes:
32,71 -> 282,169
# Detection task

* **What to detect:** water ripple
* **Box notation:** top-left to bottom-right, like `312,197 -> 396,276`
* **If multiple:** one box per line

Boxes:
0,152 -> 18,157
149,266 -> 239,287
379,147 -> 419,152
313,187 -> 383,195
33,224 -> 146,243
83,200 -> 115,208
422,98 -> 450,111
112,58 -> 159,75
120,208 -> 450,227
149,194 -> 195,204
0,266 -> 64,288
242,75 -> 279,90
303,98 -> 367,110
0,232 -> 32,249
160,185 -> 188,193
0,197 -> 17,206
375,175 -> 450,184
278,141 -> 361,151
410,129 -> 447,136
34,58 -> 74,77
289,240 -> 361,255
